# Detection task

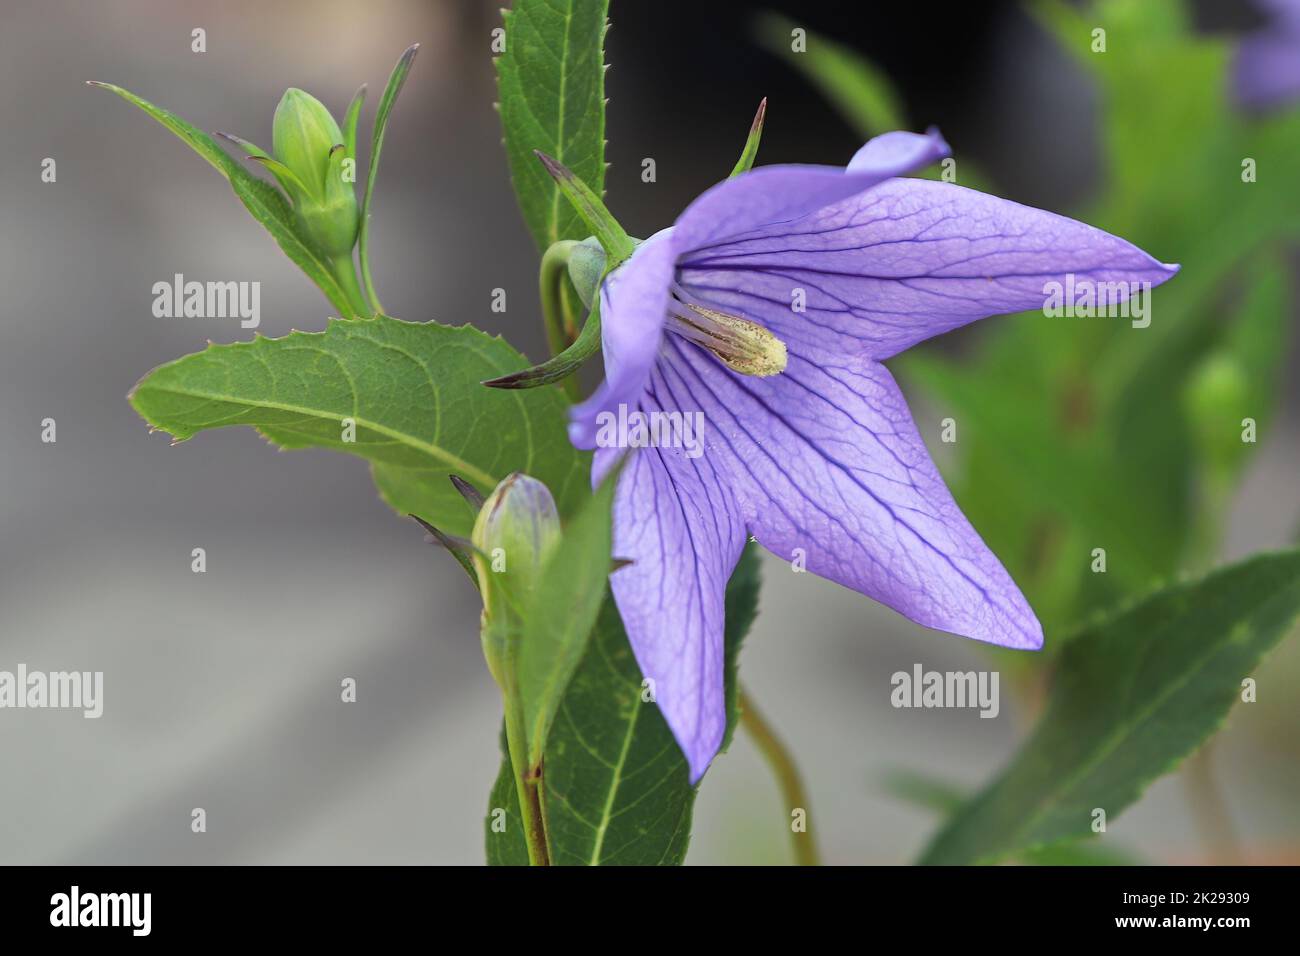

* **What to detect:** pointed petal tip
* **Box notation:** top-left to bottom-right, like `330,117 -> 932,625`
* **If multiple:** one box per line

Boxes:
924,124 -> 950,152
685,739 -> 721,785
992,611 -> 1045,652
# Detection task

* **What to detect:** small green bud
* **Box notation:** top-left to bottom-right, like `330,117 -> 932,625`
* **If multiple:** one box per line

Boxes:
269,88 -> 359,256
567,237 -> 606,310
273,88 -> 342,193
471,474 -> 562,683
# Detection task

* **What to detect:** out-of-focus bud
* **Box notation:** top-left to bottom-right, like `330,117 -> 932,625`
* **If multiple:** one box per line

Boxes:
1184,351 -> 1252,483
471,474 -> 562,683
266,88 -> 359,256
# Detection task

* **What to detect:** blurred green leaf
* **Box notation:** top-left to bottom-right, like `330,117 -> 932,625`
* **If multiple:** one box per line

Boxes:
882,769 -> 965,815
755,12 -> 904,137
496,0 -> 609,252
900,346 -> 1173,624
919,548 -> 1300,865
129,316 -> 587,538
90,81 -> 356,316
885,768 -> 1141,864
755,13 -> 993,190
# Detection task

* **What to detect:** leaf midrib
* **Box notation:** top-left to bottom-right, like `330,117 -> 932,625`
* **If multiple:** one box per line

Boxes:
135,383 -> 497,488
587,698 -> 639,865
547,1 -> 575,246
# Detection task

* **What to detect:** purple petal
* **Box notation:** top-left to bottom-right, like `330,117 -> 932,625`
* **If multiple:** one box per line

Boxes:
657,335 -> 1042,651
670,129 -> 950,252
600,423 -> 747,783
569,230 -> 677,449
571,131 -> 951,449
678,178 -> 1179,361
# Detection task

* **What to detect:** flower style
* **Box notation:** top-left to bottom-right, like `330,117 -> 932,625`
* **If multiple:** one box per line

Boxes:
1233,0 -> 1300,111
571,129 -> 1179,782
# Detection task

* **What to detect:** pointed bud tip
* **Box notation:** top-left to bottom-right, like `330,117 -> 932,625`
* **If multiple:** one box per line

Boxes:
409,513 -> 440,537
449,474 -> 486,510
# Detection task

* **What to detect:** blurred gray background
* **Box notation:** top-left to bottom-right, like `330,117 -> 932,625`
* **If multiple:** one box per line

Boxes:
1,0 -> 1296,865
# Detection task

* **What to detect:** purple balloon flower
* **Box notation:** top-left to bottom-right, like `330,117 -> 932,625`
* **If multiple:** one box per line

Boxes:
572,129 -> 1178,782
1233,0 -> 1300,111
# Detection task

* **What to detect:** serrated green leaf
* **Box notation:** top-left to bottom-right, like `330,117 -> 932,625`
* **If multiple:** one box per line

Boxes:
496,0 -> 609,251
919,549 -> 1300,865
89,81 -> 356,317
535,151 -> 633,264
359,44 -> 419,315
519,471 -> 617,767
128,316 -> 587,537
539,596 -> 696,865
486,544 -> 762,865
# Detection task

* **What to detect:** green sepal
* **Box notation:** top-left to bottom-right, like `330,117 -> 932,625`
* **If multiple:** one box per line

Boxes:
729,98 -> 767,177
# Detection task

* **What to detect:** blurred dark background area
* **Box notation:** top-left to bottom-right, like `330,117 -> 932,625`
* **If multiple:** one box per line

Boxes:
1,0 -> 1294,865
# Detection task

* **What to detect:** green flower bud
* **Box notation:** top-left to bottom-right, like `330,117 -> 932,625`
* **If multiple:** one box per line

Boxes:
268,88 -> 359,257
471,474 -> 562,683
273,88 -> 342,192
1184,352 -> 1252,483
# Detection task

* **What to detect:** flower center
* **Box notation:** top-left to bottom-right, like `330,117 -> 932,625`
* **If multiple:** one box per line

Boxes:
666,284 -> 787,377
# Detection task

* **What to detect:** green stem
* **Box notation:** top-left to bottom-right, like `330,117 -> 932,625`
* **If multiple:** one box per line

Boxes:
502,682 -> 550,866
739,685 -> 820,866
539,240 -> 582,401
330,254 -> 372,319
